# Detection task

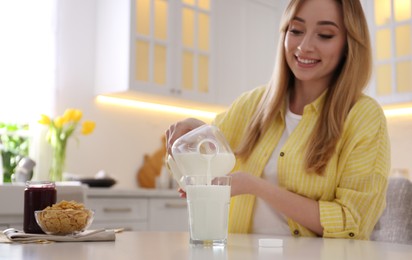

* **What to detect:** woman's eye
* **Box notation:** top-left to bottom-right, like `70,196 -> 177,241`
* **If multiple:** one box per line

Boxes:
289,29 -> 303,35
319,34 -> 334,39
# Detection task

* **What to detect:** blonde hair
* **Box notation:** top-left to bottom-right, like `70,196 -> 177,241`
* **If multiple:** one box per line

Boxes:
236,0 -> 372,175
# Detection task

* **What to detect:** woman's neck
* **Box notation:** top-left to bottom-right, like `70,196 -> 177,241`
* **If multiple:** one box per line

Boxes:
289,80 -> 328,115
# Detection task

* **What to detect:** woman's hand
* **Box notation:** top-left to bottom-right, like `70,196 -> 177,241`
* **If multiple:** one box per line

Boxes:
165,118 -> 206,154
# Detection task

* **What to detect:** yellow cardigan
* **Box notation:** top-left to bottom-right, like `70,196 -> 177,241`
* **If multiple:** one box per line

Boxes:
214,86 -> 390,239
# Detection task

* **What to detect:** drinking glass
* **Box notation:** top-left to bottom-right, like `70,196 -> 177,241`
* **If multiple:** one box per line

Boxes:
184,175 -> 231,247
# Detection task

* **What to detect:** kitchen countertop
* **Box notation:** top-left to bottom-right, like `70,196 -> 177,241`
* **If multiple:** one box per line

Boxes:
1,231 -> 412,260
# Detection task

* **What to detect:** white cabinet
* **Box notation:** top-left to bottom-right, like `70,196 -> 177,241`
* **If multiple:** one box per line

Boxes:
148,198 -> 188,231
95,0 -> 216,103
87,197 -> 149,231
85,189 -> 188,232
95,0 -> 285,106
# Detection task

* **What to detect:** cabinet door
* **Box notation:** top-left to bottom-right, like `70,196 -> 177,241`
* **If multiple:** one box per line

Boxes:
365,0 -> 412,105
96,0 -> 216,103
130,0 -> 215,103
87,197 -> 148,231
130,0 -> 171,97
148,198 -> 188,231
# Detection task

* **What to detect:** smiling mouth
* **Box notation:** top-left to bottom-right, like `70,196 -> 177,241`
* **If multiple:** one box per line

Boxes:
296,56 -> 320,64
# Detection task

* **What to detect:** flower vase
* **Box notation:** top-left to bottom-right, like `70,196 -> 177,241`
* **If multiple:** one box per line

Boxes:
49,140 -> 67,182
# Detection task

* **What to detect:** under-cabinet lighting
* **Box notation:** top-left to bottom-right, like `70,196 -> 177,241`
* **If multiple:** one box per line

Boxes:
96,95 -> 218,119
97,95 -> 412,119
383,106 -> 412,117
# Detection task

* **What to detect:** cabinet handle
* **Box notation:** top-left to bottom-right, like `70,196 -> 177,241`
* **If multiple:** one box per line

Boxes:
164,202 -> 187,209
103,207 -> 132,213
170,89 -> 182,95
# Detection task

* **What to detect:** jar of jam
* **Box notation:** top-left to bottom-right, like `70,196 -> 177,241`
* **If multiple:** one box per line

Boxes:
23,181 -> 56,234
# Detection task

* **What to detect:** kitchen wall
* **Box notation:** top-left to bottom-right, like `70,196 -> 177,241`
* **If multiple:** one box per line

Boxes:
35,0 -> 412,189
386,117 -> 412,178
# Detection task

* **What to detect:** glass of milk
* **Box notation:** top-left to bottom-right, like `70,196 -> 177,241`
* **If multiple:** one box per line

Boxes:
185,175 -> 231,247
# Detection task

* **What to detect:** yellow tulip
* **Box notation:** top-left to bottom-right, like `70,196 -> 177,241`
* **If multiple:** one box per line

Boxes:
72,109 -> 83,122
54,116 -> 65,128
62,109 -> 75,123
81,120 -> 96,135
38,114 -> 51,125
39,108 -> 95,149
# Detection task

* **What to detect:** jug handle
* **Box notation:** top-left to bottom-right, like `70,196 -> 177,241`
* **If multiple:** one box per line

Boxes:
165,154 -> 185,188
197,138 -> 219,157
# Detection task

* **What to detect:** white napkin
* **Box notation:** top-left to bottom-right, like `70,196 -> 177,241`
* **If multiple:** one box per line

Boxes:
2,228 -> 116,243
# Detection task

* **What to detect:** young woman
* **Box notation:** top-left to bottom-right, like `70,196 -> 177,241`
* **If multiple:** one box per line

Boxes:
166,0 -> 390,240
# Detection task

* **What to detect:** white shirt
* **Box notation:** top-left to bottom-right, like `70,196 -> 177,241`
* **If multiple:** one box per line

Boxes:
252,107 -> 302,235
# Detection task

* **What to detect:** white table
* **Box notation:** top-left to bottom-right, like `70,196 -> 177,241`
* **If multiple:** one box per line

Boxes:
1,231 -> 412,260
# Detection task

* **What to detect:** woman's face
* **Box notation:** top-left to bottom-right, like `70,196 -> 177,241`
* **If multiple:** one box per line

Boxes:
284,0 -> 347,86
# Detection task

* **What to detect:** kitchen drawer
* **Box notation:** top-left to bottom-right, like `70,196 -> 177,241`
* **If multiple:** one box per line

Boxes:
90,221 -> 147,231
87,198 -> 148,222
148,198 -> 188,231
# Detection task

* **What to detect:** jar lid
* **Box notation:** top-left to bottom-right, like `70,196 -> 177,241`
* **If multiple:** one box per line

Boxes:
25,181 -> 56,188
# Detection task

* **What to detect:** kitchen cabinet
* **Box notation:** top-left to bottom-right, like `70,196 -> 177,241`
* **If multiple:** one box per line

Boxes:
86,188 -> 188,232
95,0 -> 216,103
95,0 -> 285,106
148,198 -> 188,231
87,197 -> 149,231
363,0 -> 412,105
